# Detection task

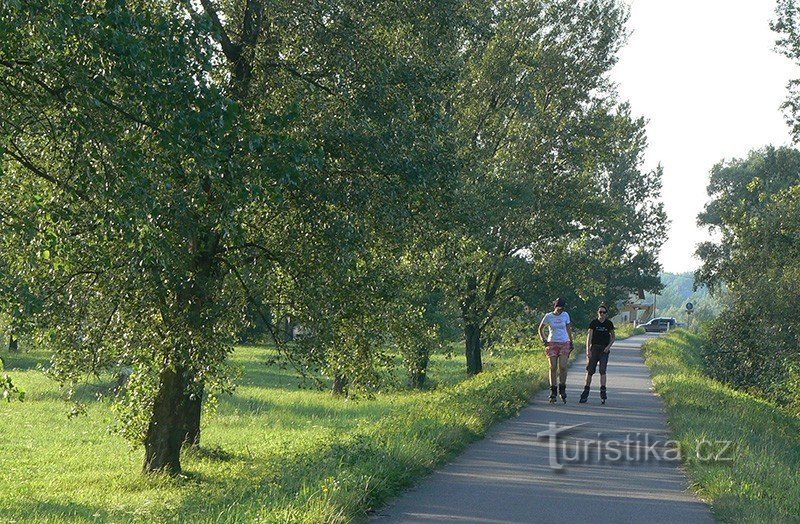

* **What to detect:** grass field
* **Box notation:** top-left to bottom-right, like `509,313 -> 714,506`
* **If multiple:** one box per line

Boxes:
0,340 -> 546,523
642,330 -> 800,523
1,325 -> 640,523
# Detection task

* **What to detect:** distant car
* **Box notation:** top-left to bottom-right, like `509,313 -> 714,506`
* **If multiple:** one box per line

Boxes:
641,317 -> 677,333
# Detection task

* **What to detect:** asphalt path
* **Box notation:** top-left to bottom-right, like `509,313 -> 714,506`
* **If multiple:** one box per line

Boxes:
372,333 -> 714,524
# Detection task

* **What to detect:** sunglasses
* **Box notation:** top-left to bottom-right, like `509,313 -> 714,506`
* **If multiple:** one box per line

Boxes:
598,310 -> 607,314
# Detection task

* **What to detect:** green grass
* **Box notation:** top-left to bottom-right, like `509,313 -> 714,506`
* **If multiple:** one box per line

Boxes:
615,324 -> 644,339
0,342 -> 551,523
0,327 -> 634,523
642,330 -> 800,523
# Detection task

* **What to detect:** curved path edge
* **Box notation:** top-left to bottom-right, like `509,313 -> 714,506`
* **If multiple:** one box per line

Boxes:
371,333 -> 714,523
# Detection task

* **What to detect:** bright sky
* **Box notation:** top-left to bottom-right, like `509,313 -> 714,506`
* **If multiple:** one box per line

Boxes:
612,0 -> 798,273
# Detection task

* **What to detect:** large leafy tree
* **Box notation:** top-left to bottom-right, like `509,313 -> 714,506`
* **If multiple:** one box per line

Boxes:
202,0 -> 466,396
2,1 -> 294,474
0,0 -> 462,474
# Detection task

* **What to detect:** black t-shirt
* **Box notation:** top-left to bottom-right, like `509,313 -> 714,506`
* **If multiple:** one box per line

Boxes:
589,319 -> 615,347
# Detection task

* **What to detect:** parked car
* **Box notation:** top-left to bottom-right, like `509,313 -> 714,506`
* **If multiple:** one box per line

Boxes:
641,317 -> 677,333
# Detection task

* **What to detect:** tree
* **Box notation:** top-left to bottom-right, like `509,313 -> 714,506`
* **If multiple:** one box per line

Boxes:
218,0 -> 466,395
433,0 -> 664,374
696,147 -> 800,405
2,1 -> 280,473
0,0 -> 462,473
774,0 -> 800,140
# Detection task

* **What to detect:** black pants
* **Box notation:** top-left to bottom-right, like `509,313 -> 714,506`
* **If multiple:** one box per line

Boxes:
586,345 -> 609,375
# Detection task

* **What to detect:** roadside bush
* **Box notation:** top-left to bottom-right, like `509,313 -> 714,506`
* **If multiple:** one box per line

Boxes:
701,311 -> 800,408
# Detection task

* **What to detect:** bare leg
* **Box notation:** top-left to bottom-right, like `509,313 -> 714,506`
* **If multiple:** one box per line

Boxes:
549,356 -> 559,386
584,372 -> 593,387
600,373 -> 607,387
558,354 -> 569,384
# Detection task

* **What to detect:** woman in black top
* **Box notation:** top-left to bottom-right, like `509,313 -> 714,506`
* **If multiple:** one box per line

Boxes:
579,305 -> 615,404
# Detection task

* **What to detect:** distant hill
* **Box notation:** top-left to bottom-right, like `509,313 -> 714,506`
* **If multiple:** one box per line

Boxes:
649,272 -> 725,321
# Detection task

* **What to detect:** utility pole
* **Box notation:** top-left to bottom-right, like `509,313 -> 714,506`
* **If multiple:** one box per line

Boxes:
653,293 -> 657,320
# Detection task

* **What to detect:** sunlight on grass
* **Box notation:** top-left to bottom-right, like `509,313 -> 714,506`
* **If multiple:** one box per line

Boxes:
642,330 -> 800,523
0,342 -> 545,523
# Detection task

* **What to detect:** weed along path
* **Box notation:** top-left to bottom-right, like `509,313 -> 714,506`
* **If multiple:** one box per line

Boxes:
372,334 -> 714,523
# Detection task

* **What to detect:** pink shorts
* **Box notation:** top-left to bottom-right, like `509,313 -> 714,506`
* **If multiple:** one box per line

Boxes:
546,341 -> 572,358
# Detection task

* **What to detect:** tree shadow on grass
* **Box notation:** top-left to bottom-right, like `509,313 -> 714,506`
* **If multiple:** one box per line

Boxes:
168,418 -> 477,522
184,444 -> 235,462
216,392 -> 277,415
0,500 -> 108,522
234,359 -> 307,391
1,351 -> 46,371
23,377 -> 117,403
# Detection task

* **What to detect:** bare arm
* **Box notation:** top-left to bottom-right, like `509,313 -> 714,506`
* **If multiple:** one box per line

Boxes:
586,328 -> 593,354
538,317 -> 548,345
566,322 -> 574,347
605,329 -> 616,353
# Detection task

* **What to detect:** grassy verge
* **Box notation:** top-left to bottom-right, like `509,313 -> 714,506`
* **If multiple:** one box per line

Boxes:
615,324 -> 644,339
642,330 -> 800,523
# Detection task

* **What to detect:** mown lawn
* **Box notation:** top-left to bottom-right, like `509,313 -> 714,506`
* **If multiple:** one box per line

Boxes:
0,341 -> 548,523
642,330 -> 800,523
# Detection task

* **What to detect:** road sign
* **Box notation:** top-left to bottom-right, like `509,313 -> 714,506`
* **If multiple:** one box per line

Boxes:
686,302 -> 694,311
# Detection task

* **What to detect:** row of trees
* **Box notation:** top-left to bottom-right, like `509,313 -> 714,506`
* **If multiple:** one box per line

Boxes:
695,146 -> 800,405
1,0 -> 664,474
695,0 -> 800,408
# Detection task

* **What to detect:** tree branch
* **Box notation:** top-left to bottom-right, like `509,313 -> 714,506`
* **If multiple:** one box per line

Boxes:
5,144 -> 94,204
198,0 -> 242,63
219,256 -> 283,347
262,61 -> 334,94
91,94 -> 161,132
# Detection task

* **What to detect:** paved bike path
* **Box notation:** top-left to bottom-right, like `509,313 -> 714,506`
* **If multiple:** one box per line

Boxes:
372,334 -> 714,523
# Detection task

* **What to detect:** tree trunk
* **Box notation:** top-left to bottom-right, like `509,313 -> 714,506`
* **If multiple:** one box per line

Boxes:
114,366 -> 133,395
283,317 -> 294,342
182,385 -> 203,448
465,322 -> 482,375
143,367 -> 187,475
8,334 -> 18,353
461,274 -> 484,375
408,347 -> 430,389
332,374 -> 346,396
174,232 -> 220,452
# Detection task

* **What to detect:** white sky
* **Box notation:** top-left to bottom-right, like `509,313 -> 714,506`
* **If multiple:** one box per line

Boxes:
612,0 -> 798,273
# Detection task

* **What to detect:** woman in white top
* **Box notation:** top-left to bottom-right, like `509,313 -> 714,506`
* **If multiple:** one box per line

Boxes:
538,298 -> 574,403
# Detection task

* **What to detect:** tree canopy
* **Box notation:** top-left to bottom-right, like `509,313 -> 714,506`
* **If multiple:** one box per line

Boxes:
1,0 -> 664,474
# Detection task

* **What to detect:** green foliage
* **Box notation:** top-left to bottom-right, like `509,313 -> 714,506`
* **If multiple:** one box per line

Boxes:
695,147 -> 800,407
773,0 -> 800,141
642,330 -> 800,523
0,357 -> 24,402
